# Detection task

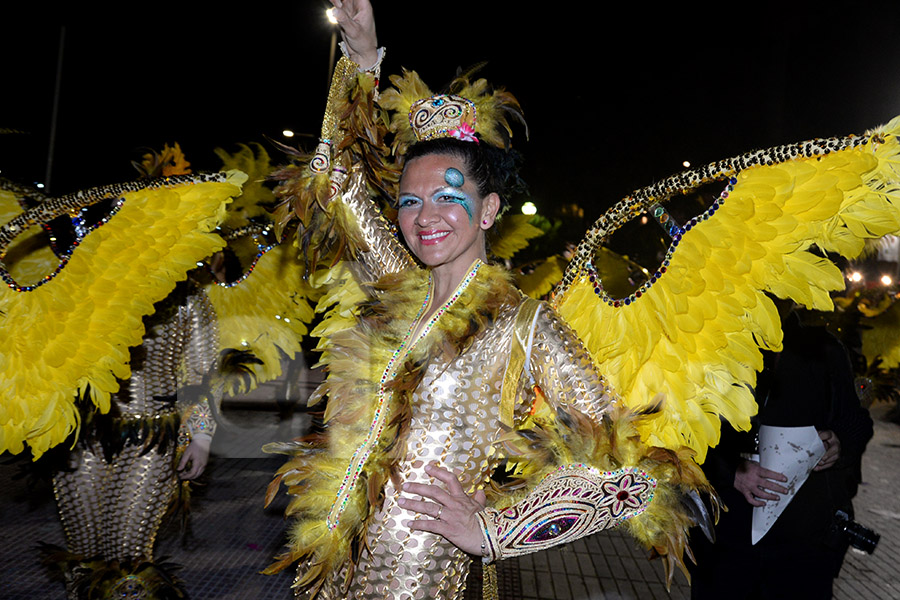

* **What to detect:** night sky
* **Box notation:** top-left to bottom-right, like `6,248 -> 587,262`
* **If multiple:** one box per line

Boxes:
3,1 -> 900,226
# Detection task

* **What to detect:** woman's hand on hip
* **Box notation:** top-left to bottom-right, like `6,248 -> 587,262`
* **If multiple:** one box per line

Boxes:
399,463 -> 487,555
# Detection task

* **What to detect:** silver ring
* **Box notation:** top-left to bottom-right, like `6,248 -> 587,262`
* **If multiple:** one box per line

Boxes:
436,505 -> 443,520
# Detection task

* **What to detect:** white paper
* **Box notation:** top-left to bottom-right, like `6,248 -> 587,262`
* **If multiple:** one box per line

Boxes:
751,425 -> 825,545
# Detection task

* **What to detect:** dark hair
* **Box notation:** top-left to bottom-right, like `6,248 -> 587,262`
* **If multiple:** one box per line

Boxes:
402,138 -> 526,211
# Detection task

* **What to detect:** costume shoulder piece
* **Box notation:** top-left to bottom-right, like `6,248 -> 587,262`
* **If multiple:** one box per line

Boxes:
551,116 -> 900,461
0,171 -> 247,459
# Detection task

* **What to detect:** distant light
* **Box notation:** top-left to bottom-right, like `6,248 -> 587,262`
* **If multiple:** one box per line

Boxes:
881,274 -> 893,286
282,129 -> 295,138
849,271 -> 863,283
36,182 -> 45,189
326,8 -> 338,24
682,160 -> 691,169
640,215 -> 649,225
521,201 -> 537,215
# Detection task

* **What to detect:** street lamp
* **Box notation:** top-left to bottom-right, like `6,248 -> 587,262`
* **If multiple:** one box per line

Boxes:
326,8 -> 339,89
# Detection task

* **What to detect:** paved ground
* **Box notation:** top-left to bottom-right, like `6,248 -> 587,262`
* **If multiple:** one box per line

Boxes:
2,398 -> 898,599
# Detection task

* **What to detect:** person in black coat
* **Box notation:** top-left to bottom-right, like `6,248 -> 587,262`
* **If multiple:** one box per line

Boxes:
690,309 -> 874,600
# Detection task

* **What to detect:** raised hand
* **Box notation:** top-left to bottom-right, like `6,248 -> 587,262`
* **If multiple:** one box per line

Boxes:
398,463 -> 487,556
329,0 -> 378,68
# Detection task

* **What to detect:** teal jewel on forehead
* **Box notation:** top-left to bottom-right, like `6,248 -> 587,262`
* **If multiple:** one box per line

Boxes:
444,167 -> 465,188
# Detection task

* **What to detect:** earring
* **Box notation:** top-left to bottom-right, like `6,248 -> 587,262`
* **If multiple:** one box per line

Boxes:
482,219 -> 489,225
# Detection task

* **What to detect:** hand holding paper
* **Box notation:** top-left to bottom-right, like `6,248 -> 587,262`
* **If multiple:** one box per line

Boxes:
751,425 -> 826,544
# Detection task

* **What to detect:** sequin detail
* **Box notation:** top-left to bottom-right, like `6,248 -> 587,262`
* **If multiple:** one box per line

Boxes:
326,261 -> 484,529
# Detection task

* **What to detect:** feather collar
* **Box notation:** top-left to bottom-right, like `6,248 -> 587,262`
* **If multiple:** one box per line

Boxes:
264,260 -> 521,595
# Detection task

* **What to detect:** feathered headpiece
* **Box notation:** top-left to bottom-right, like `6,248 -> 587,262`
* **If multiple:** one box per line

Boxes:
379,67 -> 528,162
270,60 -> 527,272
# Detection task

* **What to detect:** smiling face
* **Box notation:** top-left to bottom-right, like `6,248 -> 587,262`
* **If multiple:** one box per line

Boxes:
398,153 -> 500,280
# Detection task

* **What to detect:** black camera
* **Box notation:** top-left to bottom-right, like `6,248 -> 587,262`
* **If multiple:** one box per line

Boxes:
833,510 -> 880,554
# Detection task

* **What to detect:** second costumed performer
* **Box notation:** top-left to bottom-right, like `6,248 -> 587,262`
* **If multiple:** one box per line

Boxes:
262,2 -> 713,599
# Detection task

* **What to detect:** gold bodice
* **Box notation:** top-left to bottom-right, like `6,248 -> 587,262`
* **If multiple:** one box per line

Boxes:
304,281 -> 612,599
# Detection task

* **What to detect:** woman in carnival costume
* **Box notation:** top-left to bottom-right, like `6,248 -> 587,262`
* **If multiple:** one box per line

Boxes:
263,1 -> 900,598
263,2 -> 709,598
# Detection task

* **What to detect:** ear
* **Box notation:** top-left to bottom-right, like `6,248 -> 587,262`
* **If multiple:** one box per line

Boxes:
479,193 -> 501,230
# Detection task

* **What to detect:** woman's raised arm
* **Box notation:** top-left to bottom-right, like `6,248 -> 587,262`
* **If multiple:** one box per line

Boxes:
329,0 -> 379,68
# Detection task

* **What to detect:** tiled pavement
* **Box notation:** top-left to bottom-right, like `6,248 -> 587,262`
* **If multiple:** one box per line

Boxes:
2,399 -> 898,599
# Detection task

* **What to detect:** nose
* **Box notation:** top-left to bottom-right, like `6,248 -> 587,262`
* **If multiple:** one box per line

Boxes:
415,199 -> 439,227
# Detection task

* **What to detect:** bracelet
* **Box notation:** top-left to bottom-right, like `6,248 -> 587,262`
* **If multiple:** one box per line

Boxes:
339,43 -> 384,77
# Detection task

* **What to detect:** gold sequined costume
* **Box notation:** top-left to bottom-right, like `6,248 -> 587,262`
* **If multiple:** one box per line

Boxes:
0,173 -> 247,599
51,282 -> 219,598
264,55 -> 709,599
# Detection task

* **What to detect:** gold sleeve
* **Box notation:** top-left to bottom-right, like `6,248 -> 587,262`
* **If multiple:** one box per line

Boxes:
479,304 -> 649,560
275,53 -> 417,283
338,166 -> 418,282
503,301 -> 615,426
484,303 -> 710,578
526,306 -> 615,419
323,56 -> 417,281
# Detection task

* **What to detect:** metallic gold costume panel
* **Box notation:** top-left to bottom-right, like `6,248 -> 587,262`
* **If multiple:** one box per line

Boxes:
52,285 -> 218,595
287,261 -> 616,599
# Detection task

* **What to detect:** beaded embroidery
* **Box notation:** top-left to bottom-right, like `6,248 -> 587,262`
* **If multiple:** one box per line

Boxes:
583,178 -> 736,307
555,133 -> 870,303
0,198 -> 126,292
479,464 -> 657,558
326,260 -> 484,529
205,224 -> 277,288
0,173 -> 230,292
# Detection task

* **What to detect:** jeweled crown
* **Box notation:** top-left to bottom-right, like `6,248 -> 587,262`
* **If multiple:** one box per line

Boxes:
408,94 -> 477,142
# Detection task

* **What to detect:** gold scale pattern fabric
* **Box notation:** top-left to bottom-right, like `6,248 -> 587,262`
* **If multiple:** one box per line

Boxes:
53,286 -> 219,563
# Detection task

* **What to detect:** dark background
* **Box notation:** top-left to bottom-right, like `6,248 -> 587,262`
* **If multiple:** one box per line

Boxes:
2,1 -> 899,225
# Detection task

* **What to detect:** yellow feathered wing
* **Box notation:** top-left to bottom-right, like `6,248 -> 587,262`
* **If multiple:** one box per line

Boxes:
553,117 -> 900,462
204,239 -> 316,396
0,171 -> 247,458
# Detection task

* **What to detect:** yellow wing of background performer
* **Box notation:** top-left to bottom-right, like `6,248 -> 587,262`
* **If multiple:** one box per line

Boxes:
0,171 -> 245,459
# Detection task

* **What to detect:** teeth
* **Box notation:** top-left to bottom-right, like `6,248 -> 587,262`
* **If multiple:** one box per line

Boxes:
421,232 -> 448,241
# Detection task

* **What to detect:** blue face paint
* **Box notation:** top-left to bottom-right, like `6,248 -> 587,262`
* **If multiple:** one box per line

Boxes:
397,193 -> 422,209
442,168 -> 474,222
444,167 -> 465,189
435,188 -> 474,223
